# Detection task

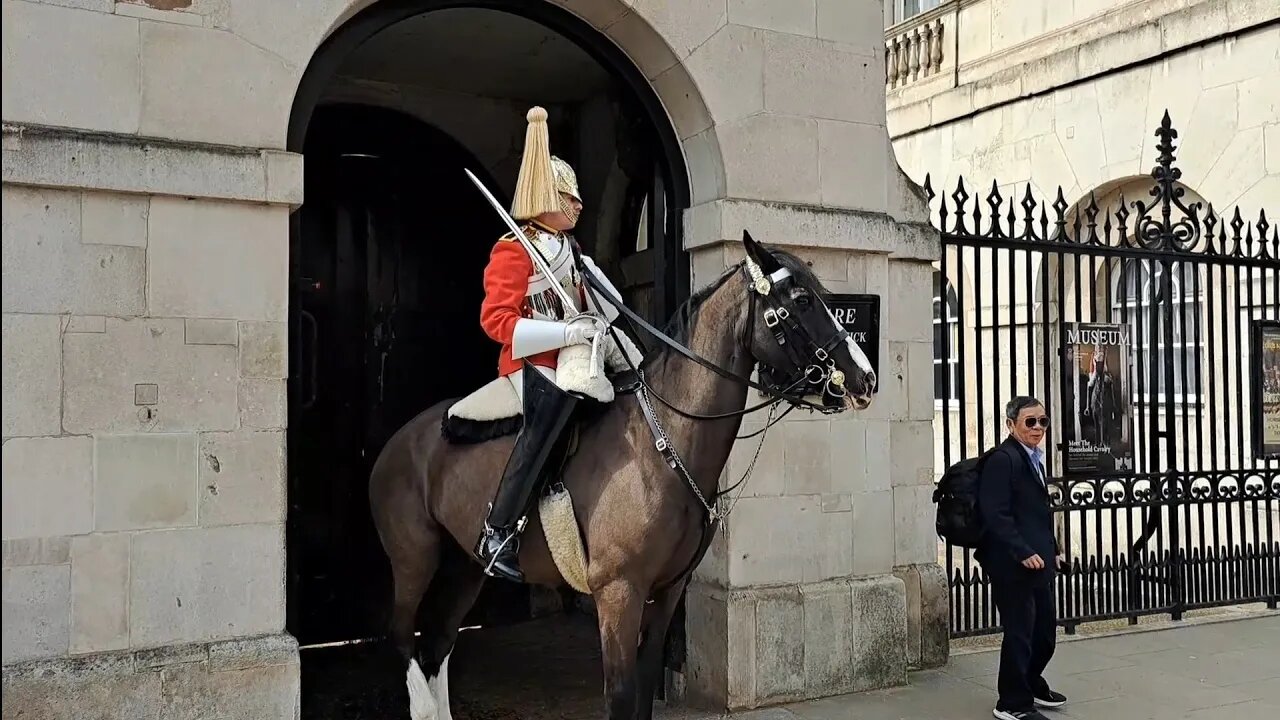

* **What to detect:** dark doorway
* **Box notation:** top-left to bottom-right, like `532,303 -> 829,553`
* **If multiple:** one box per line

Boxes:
287,103 -> 529,647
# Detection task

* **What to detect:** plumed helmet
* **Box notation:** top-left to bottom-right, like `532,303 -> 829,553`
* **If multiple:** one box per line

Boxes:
511,106 -> 582,219
551,155 -> 581,203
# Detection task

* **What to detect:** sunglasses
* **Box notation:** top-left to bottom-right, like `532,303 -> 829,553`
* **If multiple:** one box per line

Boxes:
1019,416 -> 1051,429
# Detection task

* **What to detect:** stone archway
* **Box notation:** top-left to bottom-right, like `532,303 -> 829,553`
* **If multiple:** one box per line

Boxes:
282,3 -> 719,716
287,0 -> 723,207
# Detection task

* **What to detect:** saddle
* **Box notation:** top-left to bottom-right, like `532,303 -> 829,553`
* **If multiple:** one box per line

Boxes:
441,329 -> 643,444
439,332 -> 642,595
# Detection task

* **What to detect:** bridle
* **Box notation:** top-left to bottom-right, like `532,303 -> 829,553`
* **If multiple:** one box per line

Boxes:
580,256 -> 856,421
745,260 -> 853,410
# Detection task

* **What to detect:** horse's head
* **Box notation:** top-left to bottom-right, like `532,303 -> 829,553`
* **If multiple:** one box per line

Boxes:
738,230 -> 877,411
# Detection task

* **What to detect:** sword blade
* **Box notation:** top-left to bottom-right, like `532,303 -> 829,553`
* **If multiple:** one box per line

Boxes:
463,168 -> 579,313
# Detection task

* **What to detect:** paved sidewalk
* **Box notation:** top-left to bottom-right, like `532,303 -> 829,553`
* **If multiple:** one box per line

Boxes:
666,612 -> 1280,720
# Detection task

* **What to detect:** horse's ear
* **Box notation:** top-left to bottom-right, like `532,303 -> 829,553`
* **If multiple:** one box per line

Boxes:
742,229 -> 780,272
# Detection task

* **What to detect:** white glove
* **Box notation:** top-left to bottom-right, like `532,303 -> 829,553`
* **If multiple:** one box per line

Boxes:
564,316 -> 601,346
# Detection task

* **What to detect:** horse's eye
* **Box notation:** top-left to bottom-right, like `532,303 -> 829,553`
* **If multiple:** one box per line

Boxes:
795,293 -> 811,307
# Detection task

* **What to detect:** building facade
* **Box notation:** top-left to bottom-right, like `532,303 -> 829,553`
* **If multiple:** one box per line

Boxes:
2,0 -> 944,716
884,0 -> 1280,619
888,0 -> 1278,468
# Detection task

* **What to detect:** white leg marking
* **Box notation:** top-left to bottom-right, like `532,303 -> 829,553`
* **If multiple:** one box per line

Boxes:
407,658 -> 437,720
430,652 -> 452,720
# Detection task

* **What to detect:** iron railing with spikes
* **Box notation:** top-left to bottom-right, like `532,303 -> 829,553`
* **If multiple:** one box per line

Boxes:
926,111 -> 1280,638
923,113 -> 1277,268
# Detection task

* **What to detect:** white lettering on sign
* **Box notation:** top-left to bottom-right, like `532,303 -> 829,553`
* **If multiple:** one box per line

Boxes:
832,307 -> 859,325
1065,326 -> 1129,346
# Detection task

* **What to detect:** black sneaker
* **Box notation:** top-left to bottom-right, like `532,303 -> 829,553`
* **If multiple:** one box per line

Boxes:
1034,688 -> 1067,708
993,709 -> 1050,720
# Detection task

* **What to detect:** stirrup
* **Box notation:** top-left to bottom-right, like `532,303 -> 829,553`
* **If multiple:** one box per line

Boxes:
482,533 -> 517,577
479,515 -> 527,577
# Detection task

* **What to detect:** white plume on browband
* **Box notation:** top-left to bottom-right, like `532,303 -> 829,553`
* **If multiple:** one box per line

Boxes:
745,259 -> 791,295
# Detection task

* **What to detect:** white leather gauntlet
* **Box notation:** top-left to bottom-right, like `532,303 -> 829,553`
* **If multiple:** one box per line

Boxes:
563,316 -> 600,346
511,316 -> 602,358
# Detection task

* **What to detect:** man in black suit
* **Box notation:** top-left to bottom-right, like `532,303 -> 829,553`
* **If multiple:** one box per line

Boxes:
977,396 -> 1067,720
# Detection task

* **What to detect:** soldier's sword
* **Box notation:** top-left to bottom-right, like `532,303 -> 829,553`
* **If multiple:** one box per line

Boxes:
464,168 -> 607,376
463,168 -> 580,313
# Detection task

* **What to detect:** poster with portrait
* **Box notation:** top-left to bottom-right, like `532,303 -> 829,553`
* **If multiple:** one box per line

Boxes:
1254,321 -> 1280,459
1062,323 -> 1135,475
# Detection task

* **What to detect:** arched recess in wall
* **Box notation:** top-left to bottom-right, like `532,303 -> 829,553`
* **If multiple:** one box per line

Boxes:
289,0 -> 722,207
284,0 -> 730,326
1079,180 -> 1220,417
932,270 -> 961,403
278,0 -> 717,652
932,251 -> 983,458
1030,177 -> 1214,459
1033,177 -> 1212,322
931,254 -> 977,397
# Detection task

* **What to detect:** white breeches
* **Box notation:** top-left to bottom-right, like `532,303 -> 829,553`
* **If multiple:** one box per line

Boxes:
506,366 -> 557,403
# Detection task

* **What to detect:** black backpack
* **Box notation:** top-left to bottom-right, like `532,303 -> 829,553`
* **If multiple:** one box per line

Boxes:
932,448 -> 997,548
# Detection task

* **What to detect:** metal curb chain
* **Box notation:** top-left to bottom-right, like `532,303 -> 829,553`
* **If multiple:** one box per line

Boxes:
721,403 -> 778,519
637,371 -> 717,521
637,369 -> 778,525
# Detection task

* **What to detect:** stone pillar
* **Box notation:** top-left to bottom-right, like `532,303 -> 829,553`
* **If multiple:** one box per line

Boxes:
1,0 -> 309,714
894,562 -> 951,669
669,1 -> 946,710
1,130 -> 301,719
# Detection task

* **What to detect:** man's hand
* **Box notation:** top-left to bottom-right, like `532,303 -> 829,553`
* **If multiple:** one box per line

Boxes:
1021,554 -> 1045,570
564,316 -> 601,346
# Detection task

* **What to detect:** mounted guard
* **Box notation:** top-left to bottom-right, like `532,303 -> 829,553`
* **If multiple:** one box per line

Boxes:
464,106 -> 640,582
369,107 -> 877,720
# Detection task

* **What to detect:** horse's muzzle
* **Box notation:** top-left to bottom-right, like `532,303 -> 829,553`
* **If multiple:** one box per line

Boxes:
846,393 -> 873,411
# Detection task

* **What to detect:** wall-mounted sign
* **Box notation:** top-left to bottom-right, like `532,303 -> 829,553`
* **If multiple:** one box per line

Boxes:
1062,322 -> 1135,475
826,294 -> 881,391
1253,320 -> 1280,459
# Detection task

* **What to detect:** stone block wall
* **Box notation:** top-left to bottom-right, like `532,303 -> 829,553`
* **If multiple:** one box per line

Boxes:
3,0 -> 947,715
1,634 -> 299,720
889,6 -> 1280,212
1,124 -> 300,718
653,0 -> 946,709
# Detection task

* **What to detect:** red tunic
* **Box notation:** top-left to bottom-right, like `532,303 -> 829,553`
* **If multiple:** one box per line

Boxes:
479,229 -> 586,377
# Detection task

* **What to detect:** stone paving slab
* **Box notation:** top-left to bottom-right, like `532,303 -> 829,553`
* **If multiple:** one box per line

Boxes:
660,612 -> 1280,720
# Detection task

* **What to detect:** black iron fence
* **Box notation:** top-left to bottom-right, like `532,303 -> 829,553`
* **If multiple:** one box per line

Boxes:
929,112 -> 1280,637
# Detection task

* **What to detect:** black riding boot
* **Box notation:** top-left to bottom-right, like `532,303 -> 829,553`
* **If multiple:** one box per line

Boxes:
475,363 -> 580,582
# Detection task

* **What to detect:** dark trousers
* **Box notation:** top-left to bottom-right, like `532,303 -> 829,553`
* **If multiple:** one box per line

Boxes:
992,573 -> 1057,711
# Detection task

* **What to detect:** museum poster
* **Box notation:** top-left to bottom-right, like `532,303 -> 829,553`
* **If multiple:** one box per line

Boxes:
1255,321 -> 1280,459
1062,322 -> 1135,475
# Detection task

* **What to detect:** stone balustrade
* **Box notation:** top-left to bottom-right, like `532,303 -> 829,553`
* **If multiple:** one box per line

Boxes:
886,16 -> 945,89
